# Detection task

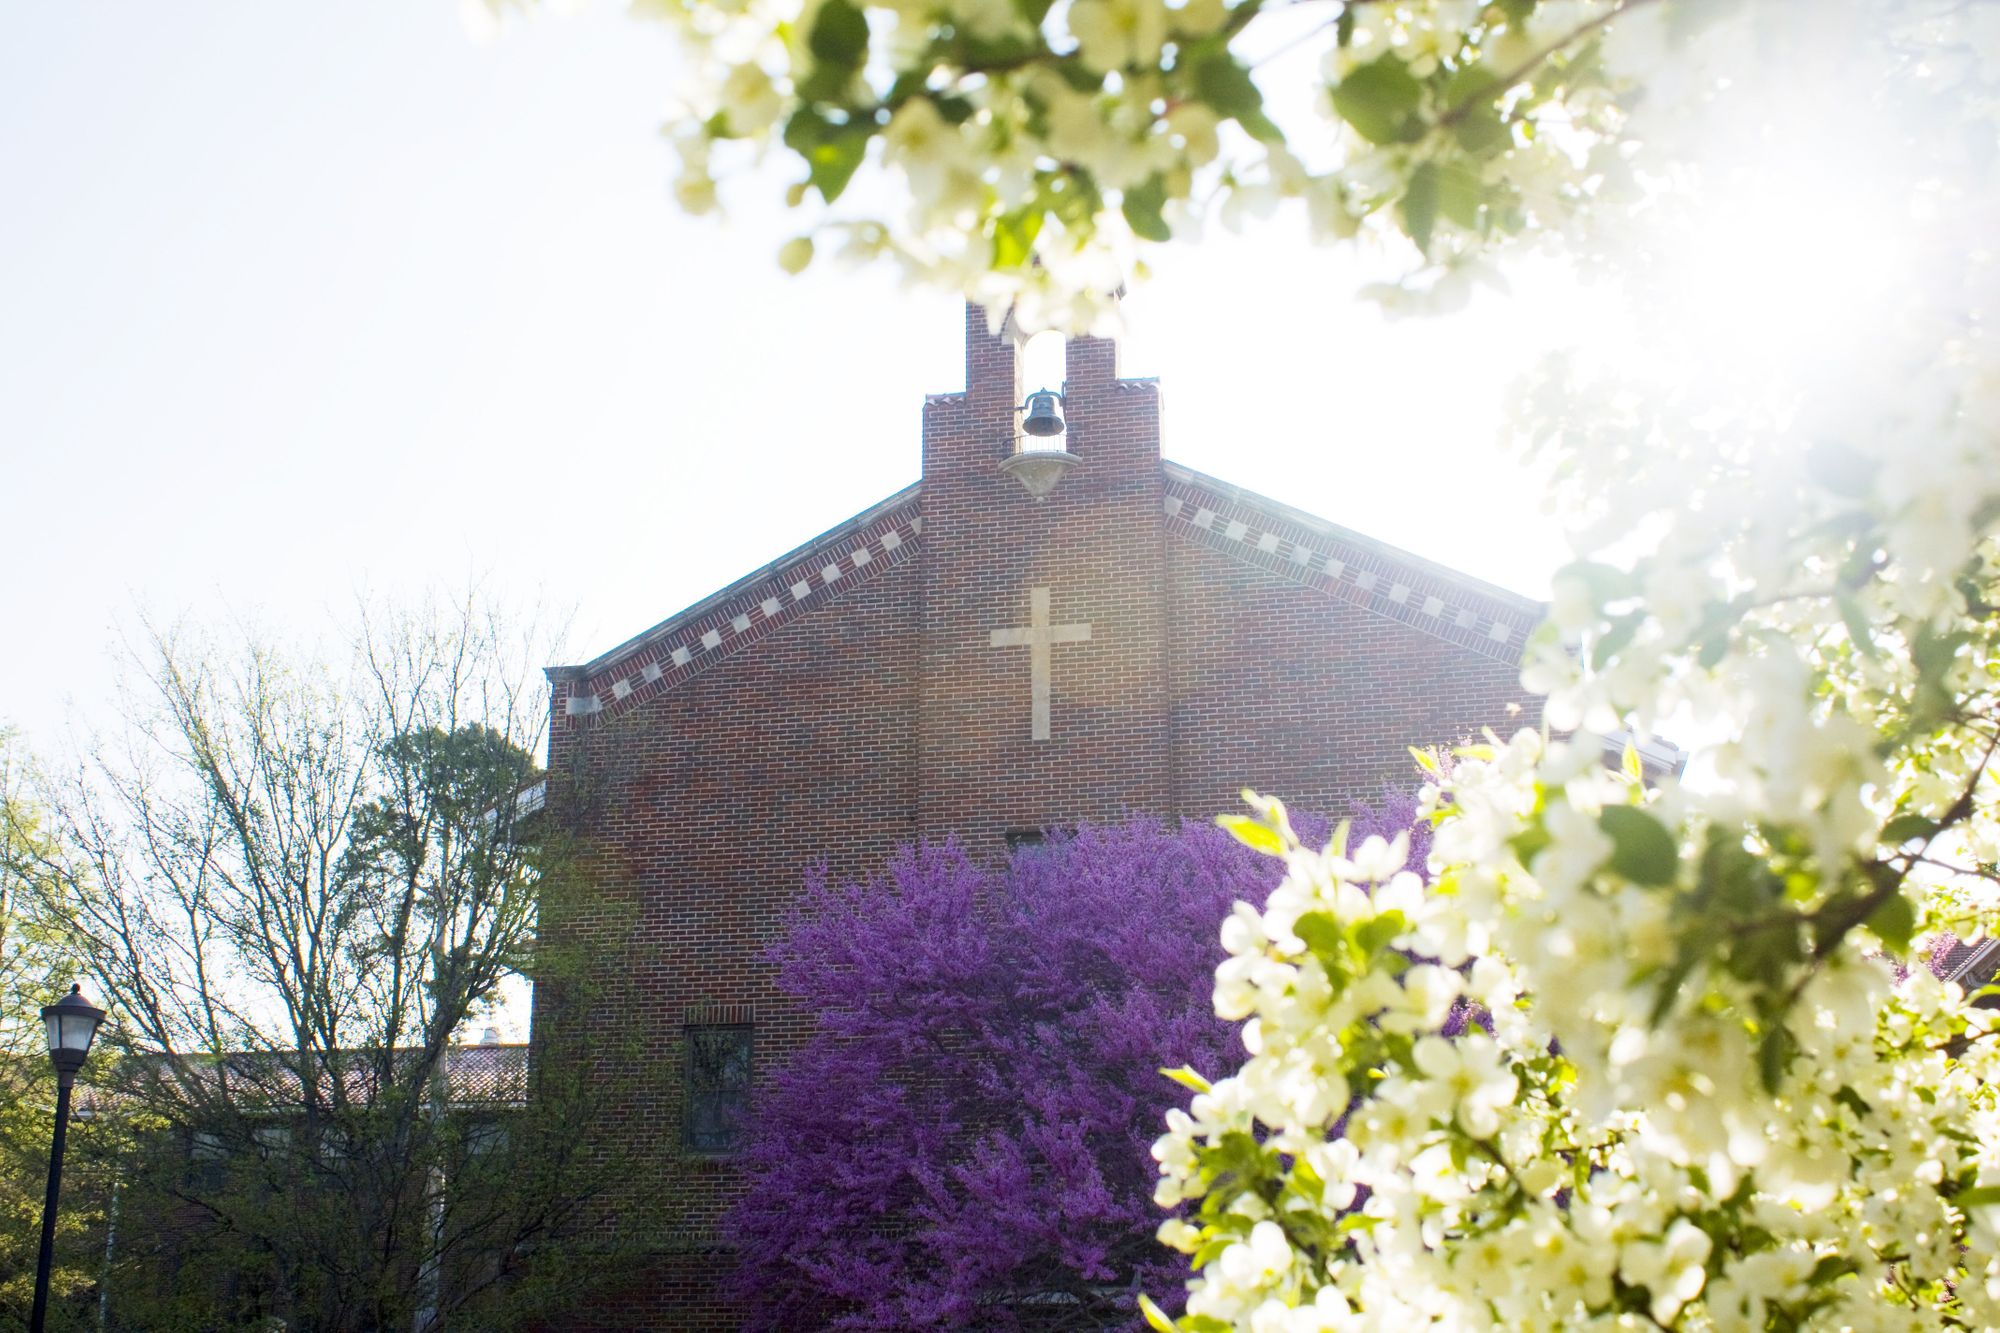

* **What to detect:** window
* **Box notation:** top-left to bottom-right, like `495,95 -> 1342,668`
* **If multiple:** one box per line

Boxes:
1006,825 -> 1073,853
189,1130 -> 228,1191
683,1023 -> 753,1154
465,1119 -> 510,1159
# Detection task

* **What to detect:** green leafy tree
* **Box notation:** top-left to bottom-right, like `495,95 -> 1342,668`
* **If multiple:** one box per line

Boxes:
27,601 -> 634,1332
0,732 -> 106,1332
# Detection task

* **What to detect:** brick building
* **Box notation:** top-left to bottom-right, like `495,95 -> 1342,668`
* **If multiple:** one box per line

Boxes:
534,307 -> 1544,1326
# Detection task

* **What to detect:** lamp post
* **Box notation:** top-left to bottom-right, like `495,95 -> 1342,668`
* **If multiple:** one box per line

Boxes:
31,984 -> 106,1333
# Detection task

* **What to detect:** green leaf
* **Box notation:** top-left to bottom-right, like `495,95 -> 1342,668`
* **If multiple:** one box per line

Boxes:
1159,1065 -> 1212,1094
795,65 -> 847,104
958,33 -> 1040,66
808,129 -> 871,203
1240,106 -> 1285,143
1836,593 -> 1879,660
1054,57 -> 1104,93
783,109 -> 874,203
808,0 -> 870,69
991,207 -> 1044,269
1697,619 -> 1733,669
1646,953 -> 1695,1026
1913,625 -> 1970,681
1329,54 -> 1425,146
1598,806 -> 1678,886
1436,161 -> 1483,228
1189,1234 -> 1232,1269
1401,162 -> 1439,254
1191,51 -> 1283,142
1011,0 -> 1056,29
1590,611 -> 1643,670
1354,910 -> 1409,958
1045,164 -> 1106,226
1724,919 -> 1804,981
1352,904 -> 1416,956
782,106 -> 825,154
1697,825 -> 1765,914
1440,62 -> 1499,109
1959,570 -> 1996,616
1509,820 -> 1550,866
1122,174 -> 1173,242
1955,1185 -> 2000,1209
1139,1294 -> 1177,1332
1881,813 -> 1938,847
1288,1155 -> 1325,1203
1808,1255 -> 1858,1287
883,68 -> 929,105
1217,814 -> 1283,856
1757,1025 -> 1792,1094
1293,911 -> 1344,960
1867,889 -> 1917,955
1451,105 -> 1510,155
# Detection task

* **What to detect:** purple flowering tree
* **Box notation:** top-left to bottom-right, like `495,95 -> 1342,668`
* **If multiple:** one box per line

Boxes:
726,817 -> 1322,1331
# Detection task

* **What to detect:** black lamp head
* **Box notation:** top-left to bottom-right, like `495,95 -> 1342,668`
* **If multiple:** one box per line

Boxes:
41,985 -> 106,1083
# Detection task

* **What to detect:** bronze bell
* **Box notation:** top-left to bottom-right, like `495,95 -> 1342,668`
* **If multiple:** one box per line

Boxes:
1019,389 -> 1066,437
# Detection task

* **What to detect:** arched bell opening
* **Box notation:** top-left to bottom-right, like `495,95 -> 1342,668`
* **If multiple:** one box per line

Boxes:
1015,330 -> 1068,452
1000,327 -> 1081,499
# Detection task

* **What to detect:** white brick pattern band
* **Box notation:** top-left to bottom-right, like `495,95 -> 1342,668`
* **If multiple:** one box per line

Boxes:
563,487 -> 924,722
559,465 -> 1545,722
1162,465 -> 1543,666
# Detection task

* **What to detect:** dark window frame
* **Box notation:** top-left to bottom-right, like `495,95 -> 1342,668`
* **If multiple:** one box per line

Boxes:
1005,825 -> 1073,852
682,1023 -> 753,1155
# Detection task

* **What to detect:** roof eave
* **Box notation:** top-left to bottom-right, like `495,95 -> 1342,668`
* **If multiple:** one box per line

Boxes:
1163,460 -> 1546,617
557,480 -> 922,681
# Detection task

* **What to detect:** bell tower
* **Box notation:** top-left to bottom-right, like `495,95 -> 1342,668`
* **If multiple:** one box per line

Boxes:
916,303 -> 1172,852
1000,326 -> 1080,500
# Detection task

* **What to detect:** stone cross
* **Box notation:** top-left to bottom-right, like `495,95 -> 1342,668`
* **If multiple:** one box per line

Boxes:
987,586 -> 1092,742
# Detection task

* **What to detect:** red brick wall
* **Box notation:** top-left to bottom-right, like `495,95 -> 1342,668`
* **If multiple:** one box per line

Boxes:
1166,531 -> 1537,819
534,304 -> 1542,1327
538,558 -> 922,1330
916,304 -> 1175,856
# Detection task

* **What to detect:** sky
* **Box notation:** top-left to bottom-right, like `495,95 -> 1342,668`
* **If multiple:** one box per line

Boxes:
0,1 -> 1583,756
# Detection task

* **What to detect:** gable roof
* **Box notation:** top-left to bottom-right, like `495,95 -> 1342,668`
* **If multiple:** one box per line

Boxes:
1939,937 -> 2000,999
74,1043 -> 530,1119
557,483 -> 923,720
1163,463 -> 1543,666
553,464 -> 1546,723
